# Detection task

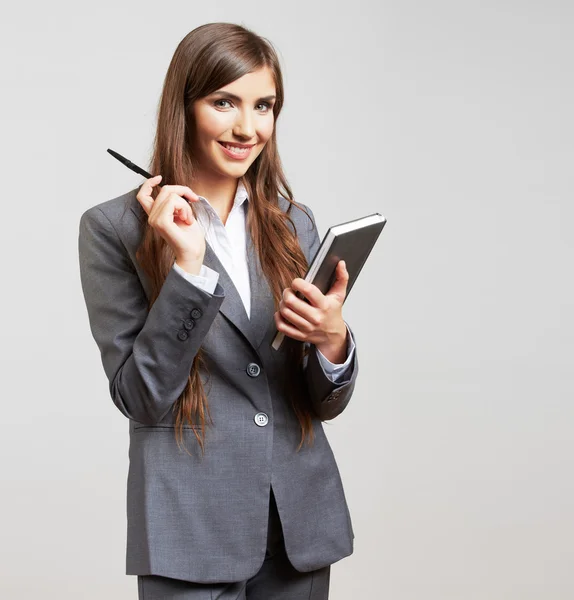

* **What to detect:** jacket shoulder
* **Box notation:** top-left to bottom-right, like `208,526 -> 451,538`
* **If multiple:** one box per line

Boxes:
278,195 -> 316,238
80,187 -> 142,230
78,188 -> 145,263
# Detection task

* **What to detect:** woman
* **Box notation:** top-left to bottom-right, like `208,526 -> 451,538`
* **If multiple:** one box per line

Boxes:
78,22 -> 359,600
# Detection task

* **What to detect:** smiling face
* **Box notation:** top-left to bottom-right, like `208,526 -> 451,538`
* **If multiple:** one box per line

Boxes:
190,66 -> 277,182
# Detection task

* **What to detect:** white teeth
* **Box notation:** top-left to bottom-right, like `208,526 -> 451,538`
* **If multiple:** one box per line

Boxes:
222,143 -> 249,154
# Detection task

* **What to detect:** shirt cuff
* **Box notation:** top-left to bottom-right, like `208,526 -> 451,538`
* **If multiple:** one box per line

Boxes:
314,322 -> 356,382
172,261 -> 220,295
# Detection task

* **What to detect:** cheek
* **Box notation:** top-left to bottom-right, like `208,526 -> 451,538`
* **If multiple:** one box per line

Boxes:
196,108 -> 233,140
253,120 -> 274,156
259,118 -> 275,141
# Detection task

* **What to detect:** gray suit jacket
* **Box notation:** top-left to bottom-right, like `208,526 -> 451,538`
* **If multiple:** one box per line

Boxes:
78,188 -> 359,583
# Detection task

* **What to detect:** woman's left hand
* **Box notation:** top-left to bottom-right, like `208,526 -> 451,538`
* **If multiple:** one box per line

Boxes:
274,260 -> 349,359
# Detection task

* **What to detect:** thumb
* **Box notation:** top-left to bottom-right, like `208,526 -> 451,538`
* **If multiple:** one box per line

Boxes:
327,260 -> 349,300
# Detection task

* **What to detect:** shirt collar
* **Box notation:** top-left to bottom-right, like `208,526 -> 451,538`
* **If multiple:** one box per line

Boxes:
235,178 -> 249,207
197,179 -> 249,212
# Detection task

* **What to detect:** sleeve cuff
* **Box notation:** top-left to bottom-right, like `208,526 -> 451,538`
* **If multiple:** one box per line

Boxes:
315,322 -> 356,382
172,261 -> 220,295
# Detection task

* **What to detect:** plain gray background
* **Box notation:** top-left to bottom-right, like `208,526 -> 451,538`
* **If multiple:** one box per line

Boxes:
1,1 -> 572,598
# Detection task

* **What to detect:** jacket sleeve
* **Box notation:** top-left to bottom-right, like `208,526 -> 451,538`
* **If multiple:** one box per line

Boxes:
78,206 -> 225,425
314,321 -> 356,381
172,261 -> 220,293
299,204 -> 359,421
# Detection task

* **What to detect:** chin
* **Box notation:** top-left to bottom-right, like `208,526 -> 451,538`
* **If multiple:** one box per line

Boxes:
213,164 -> 248,179
219,156 -> 255,170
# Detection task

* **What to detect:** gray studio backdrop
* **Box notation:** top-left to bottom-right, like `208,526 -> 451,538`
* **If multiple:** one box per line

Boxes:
1,1 -> 572,599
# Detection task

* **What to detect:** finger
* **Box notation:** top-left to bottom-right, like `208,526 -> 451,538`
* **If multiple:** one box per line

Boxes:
327,260 -> 349,299
152,186 -> 199,221
151,194 -> 196,227
274,311 -> 307,342
136,174 -> 162,215
156,184 -> 200,205
290,278 -> 326,309
282,288 -> 320,324
174,205 -> 192,224
279,304 -> 313,333
173,198 -> 195,224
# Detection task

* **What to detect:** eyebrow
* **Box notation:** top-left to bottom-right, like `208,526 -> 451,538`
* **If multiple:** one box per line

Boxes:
211,91 -> 276,103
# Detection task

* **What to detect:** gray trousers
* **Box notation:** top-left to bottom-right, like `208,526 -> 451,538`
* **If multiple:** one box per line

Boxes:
136,488 -> 331,599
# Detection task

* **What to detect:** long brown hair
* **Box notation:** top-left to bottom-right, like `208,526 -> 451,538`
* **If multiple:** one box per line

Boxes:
134,23 -> 318,456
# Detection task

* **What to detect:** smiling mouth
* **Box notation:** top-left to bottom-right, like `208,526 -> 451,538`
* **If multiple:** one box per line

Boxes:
217,141 -> 256,149
217,141 -> 254,157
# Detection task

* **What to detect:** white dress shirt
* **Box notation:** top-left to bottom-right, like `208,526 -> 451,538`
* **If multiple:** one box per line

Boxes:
172,179 -> 356,382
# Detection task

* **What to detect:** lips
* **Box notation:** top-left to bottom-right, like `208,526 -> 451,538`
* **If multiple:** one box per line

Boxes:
217,141 -> 254,161
217,141 -> 255,149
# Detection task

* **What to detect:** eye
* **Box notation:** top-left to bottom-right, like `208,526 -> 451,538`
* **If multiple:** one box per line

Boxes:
213,99 -> 273,112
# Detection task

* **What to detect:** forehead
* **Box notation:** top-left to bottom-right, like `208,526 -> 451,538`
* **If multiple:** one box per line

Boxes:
215,67 -> 276,97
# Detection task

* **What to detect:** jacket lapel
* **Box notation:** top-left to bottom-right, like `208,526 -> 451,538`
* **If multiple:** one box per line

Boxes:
246,231 -> 277,349
202,230 -> 275,352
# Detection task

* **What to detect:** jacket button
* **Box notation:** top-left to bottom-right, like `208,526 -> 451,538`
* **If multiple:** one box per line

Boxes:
190,308 -> 203,319
246,363 -> 261,377
177,329 -> 189,341
183,318 -> 195,331
254,412 -> 269,427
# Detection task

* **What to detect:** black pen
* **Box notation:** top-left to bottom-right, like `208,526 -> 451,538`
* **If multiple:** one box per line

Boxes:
107,148 -> 163,186
107,148 -> 201,214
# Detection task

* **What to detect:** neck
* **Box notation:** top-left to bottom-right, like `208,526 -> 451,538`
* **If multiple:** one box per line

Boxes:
190,173 -> 241,220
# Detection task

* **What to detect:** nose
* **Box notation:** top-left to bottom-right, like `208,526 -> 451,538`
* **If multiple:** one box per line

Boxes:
233,108 -> 256,140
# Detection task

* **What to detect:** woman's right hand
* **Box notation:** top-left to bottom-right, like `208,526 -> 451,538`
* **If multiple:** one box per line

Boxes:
136,175 -> 205,267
